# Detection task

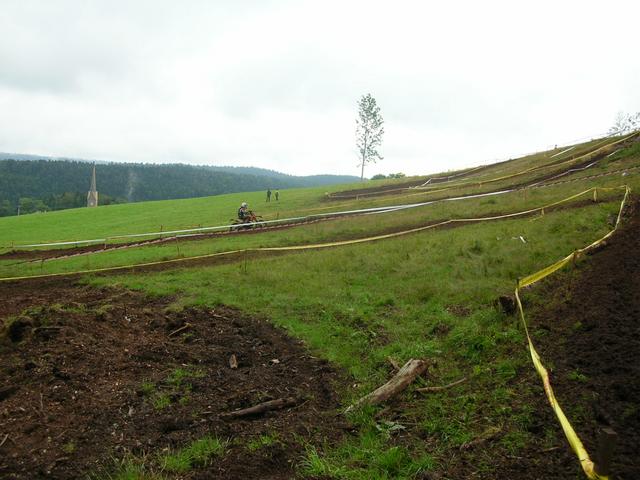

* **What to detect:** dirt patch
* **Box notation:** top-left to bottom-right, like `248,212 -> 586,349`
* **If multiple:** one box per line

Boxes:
0,279 -> 349,479
492,199 -> 640,479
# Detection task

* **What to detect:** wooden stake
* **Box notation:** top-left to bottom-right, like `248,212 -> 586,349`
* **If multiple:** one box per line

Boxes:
594,427 -> 617,477
229,354 -> 238,369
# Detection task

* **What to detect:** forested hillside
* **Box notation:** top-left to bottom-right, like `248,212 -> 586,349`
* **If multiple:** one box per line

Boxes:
0,159 -> 358,216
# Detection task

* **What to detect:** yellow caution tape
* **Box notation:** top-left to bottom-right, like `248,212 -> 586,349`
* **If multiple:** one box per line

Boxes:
0,183 -> 631,479
0,185 -> 624,286
515,185 -> 630,480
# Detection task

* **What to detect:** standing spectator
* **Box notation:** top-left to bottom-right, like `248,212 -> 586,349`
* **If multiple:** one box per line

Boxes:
266,188 -> 272,202
275,190 -> 279,201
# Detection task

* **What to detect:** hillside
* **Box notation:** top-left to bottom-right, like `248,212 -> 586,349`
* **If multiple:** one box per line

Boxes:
1,132 -> 639,479
0,157 -> 359,216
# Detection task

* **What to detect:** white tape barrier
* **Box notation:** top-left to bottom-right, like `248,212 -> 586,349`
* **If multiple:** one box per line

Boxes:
11,189 -> 519,250
11,142 -> 635,251
527,161 -> 600,188
10,205 -> 423,249
550,146 -> 575,158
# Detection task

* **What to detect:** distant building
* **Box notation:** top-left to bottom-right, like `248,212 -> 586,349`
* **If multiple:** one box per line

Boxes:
87,164 -> 98,207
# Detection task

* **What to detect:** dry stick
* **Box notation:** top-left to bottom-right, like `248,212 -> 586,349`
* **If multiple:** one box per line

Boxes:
32,326 -> 63,333
221,397 -> 298,419
416,376 -> 468,393
387,356 -> 401,371
460,426 -> 502,451
346,359 -> 429,412
168,322 -> 192,337
0,434 -> 8,448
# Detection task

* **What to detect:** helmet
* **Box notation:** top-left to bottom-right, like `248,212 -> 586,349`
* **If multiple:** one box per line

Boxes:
241,202 -> 247,207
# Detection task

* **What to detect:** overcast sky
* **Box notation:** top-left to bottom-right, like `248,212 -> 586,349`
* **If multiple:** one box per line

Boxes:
1,1 -> 639,177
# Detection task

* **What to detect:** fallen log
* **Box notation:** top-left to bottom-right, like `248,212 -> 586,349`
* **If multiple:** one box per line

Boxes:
221,397 -> 298,419
346,359 -> 429,412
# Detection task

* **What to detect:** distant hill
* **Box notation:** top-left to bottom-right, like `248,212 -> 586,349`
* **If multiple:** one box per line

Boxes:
0,157 -> 359,216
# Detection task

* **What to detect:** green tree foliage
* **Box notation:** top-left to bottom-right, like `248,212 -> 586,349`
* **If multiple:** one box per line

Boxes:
371,172 -> 405,180
0,160 -> 359,217
356,94 -> 385,180
19,197 -> 49,214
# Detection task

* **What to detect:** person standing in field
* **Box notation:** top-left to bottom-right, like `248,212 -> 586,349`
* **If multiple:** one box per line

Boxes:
275,190 -> 279,201
266,189 -> 272,202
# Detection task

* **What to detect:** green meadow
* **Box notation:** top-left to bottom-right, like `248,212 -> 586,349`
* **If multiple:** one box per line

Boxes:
2,133 -> 639,478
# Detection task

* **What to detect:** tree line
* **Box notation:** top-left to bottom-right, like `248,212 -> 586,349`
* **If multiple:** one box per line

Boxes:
0,159 -> 358,217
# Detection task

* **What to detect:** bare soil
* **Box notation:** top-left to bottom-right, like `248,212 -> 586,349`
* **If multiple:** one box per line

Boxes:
0,280 -> 348,479
491,198 -> 640,479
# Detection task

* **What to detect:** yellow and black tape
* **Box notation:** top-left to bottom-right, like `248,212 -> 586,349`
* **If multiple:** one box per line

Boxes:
515,185 -> 630,480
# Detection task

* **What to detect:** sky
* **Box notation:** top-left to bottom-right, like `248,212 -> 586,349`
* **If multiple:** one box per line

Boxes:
1,1 -> 639,177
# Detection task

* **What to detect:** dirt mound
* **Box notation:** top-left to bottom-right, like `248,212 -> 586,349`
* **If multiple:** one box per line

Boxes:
0,280 -> 347,479
495,199 -> 640,479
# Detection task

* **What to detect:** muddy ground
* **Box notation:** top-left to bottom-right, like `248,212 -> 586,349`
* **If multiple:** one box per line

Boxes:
0,281 -> 348,479
492,199 -> 640,479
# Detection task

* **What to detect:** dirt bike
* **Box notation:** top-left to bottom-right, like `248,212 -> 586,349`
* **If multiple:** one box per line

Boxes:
229,211 -> 265,231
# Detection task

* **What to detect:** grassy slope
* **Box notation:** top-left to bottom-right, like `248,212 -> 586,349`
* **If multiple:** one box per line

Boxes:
0,134 -> 629,248
3,134 -> 640,479
93,201 -> 619,479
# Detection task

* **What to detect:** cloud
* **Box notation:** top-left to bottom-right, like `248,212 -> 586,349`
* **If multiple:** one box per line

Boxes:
0,0 -> 639,177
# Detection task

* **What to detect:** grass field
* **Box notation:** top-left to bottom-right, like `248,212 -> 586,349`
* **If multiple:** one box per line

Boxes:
2,132 -> 640,479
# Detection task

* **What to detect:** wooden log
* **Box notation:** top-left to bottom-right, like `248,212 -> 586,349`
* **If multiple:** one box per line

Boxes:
221,397 -> 297,419
346,359 -> 429,412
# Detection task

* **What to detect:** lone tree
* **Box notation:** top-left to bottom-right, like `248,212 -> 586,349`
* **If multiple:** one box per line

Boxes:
356,93 -> 384,180
608,111 -> 640,136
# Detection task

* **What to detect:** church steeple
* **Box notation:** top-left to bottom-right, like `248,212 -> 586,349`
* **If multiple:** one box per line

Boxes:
87,164 -> 98,207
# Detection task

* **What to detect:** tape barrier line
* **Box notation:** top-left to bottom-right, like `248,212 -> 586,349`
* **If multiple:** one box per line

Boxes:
328,132 -> 638,200
8,204 -> 412,249
8,187 -> 522,251
515,185 -> 630,480
0,186 -> 622,283
410,133 -> 637,192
